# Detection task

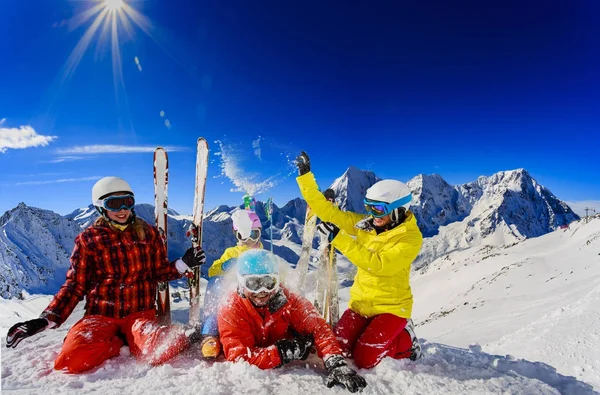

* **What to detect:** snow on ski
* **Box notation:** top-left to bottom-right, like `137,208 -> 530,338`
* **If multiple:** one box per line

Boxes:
188,137 -> 208,326
313,189 -> 339,325
154,147 -> 171,324
295,207 -> 317,295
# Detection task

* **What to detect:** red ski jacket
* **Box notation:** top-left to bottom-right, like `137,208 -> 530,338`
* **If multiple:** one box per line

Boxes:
42,218 -> 181,326
218,287 -> 342,369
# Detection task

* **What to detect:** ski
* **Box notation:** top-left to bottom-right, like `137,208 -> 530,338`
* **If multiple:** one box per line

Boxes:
313,189 -> 339,325
187,137 -> 209,326
296,205 -> 318,296
154,147 -> 171,324
325,240 -> 339,326
266,197 -> 274,252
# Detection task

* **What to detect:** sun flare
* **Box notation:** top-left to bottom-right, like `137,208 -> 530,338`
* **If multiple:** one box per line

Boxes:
56,0 -> 154,99
103,0 -> 124,12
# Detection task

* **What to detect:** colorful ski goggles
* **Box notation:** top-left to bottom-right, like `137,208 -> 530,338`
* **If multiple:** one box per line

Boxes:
236,228 -> 261,242
238,273 -> 280,293
363,195 -> 411,218
96,194 -> 135,212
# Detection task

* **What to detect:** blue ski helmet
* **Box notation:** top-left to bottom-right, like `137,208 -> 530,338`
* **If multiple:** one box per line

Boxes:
236,250 -> 279,276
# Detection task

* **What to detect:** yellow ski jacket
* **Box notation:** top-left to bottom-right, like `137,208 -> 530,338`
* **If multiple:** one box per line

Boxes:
208,243 -> 263,278
297,172 -> 423,319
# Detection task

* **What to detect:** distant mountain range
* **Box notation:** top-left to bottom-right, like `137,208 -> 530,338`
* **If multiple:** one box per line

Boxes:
0,168 -> 579,298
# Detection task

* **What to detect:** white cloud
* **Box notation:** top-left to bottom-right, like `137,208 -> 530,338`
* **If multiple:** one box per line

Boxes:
252,137 -> 262,161
15,176 -> 102,186
0,121 -> 57,153
56,145 -> 186,154
47,156 -> 86,163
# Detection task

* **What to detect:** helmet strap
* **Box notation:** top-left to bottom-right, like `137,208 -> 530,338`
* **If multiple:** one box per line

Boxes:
390,207 -> 407,227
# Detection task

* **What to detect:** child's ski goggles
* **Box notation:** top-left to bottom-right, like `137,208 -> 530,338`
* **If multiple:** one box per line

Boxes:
96,194 -> 135,212
236,228 -> 261,242
363,195 -> 411,218
238,273 -> 280,293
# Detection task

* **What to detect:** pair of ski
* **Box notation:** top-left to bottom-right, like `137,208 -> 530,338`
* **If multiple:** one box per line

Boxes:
154,138 -> 208,326
295,192 -> 339,326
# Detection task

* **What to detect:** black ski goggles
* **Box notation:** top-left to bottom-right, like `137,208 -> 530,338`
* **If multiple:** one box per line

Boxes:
96,194 -> 135,212
238,274 -> 280,293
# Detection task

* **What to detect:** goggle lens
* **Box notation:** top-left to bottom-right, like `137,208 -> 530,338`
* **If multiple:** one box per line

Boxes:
103,195 -> 135,212
241,274 -> 279,293
237,228 -> 261,241
364,203 -> 388,218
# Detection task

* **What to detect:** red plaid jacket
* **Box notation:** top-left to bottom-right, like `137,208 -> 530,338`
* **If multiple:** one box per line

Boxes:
42,218 -> 181,326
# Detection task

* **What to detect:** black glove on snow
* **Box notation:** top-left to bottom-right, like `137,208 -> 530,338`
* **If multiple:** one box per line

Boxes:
295,151 -> 311,176
275,335 -> 314,365
324,355 -> 367,393
317,221 -> 339,241
6,318 -> 49,348
181,247 -> 206,268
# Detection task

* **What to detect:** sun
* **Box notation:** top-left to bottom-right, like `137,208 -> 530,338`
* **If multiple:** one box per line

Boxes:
103,0 -> 124,12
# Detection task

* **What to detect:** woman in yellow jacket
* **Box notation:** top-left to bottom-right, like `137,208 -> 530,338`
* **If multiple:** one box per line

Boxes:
295,151 -> 423,369
200,209 -> 263,358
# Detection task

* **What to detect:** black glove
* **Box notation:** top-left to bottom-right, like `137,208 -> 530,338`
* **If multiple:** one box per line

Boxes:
275,334 -> 314,365
295,151 -> 311,175
324,355 -> 367,393
317,221 -> 339,241
181,247 -> 206,269
6,318 -> 49,348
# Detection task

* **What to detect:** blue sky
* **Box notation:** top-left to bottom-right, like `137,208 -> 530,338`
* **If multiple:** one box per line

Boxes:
1,0 -> 599,216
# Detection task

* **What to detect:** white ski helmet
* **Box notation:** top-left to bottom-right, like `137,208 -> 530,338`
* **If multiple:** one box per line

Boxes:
92,176 -> 134,205
365,180 -> 412,222
231,209 -> 261,240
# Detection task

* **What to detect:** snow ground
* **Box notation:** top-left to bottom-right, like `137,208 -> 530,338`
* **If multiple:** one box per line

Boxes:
2,218 -> 600,394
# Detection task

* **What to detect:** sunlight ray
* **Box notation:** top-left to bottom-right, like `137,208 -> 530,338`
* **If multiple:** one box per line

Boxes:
67,2 -> 105,31
60,8 -> 110,85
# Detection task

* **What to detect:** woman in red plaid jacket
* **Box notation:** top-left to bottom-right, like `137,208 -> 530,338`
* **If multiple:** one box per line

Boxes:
5,177 -> 206,373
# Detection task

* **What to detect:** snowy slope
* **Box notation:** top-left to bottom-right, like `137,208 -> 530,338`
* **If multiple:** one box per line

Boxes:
1,219 -> 599,393
412,216 -> 600,391
1,264 -> 597,394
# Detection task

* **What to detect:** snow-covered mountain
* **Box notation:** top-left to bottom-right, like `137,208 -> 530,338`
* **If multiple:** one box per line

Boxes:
0,167 -> 579,299
413,169 -> 579,269
329,166 -> 381,213
0,203 -> 82,298
408,174 -> 471,236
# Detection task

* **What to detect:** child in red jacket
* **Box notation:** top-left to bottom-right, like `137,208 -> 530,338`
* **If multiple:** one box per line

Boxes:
218,249 -> 367,393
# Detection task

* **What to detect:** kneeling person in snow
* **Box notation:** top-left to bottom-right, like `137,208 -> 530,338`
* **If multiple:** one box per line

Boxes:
5,177 -> 206,373
200,209 -> 264,358
295,151 -> 424,369
218,250 -> 367,393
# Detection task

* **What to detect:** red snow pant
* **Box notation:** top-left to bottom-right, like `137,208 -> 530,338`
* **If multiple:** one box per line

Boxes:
54,310 -> 189,373
334,309 -> 413,369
